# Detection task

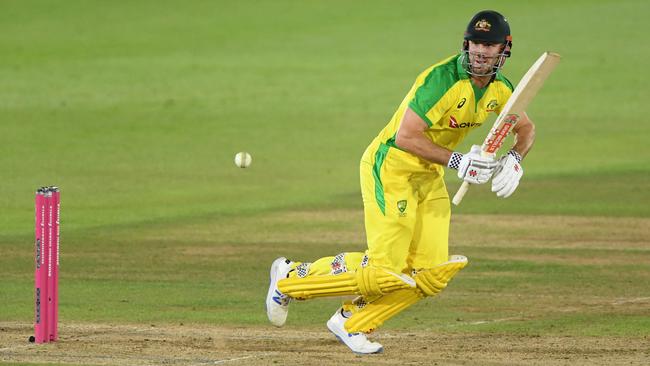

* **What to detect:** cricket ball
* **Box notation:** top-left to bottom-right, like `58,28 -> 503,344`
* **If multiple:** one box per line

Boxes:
234,152 -> 252,168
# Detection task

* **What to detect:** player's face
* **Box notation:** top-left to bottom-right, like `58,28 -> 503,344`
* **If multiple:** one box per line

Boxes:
467,40 -> 504,75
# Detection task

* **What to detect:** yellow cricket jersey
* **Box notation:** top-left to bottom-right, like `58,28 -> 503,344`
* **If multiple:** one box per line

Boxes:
365,53 -> 514,171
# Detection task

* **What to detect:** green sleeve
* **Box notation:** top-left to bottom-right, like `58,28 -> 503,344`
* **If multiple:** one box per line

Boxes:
408,68 -> 456,127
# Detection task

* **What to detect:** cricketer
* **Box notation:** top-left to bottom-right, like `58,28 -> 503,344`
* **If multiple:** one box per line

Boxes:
266,10 -> 535,354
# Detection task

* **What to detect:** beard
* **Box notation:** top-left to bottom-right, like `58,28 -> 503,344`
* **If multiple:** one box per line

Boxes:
468,52 -> 499,75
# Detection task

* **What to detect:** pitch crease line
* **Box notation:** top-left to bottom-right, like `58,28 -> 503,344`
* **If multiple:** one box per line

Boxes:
212,353 -> 272,364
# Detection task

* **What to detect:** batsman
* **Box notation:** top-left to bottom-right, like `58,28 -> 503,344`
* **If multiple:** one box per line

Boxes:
266,10 -> 534,354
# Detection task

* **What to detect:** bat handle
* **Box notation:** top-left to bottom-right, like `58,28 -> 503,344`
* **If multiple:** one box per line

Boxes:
452,181 -> 470,206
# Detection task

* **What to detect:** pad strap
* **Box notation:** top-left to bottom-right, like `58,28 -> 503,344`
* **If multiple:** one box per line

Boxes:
414,255 -> 468,296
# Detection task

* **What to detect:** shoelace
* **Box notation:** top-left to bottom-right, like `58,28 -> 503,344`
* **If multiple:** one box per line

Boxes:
279,296 -> 291,306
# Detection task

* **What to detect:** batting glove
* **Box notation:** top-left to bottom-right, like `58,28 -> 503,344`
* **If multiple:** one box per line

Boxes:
491,150 -> 524,198
448,145 -> 496,185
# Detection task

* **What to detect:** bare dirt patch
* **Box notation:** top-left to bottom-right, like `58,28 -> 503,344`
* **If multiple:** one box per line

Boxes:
127,210 -> 650,251
451,215 -> 650,250
1,322 -> 648,366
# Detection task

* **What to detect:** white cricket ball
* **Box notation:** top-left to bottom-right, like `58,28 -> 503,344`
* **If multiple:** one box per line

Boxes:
234,152 -> 252,168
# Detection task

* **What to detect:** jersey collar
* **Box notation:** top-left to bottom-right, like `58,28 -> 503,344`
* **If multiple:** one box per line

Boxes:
456,54 -> 470,80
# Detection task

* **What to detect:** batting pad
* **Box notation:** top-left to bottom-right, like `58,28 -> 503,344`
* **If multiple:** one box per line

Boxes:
345,289 -> 423,333
277,266 -> 416,299
344,255 -> 468,333
414,255 -> 468,296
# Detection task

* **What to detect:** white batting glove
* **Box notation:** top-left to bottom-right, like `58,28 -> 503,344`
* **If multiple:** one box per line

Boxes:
492,150 -> 524,198
448,145 -> 496,185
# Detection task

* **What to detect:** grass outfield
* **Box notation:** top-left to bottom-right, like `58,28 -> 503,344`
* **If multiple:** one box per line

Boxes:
4,210 -> 649,335
1,211 -> 649,364
1,0 -> 649,364
1,0 -> 648,236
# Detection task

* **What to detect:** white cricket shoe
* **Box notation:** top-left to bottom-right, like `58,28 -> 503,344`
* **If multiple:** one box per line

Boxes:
265,257 -> 293,327
326,308 -> 383,354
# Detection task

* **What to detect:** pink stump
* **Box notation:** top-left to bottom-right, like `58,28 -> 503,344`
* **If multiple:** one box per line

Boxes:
51,188 -> 60,341
34,188 -> 46,343
34,186 -> 60,343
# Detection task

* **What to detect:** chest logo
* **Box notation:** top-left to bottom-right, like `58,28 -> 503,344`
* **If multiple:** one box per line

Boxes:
397,200 -> 407,217
486,99 -> 498,112
457,98 -> 466,109
449,115 -> 482,129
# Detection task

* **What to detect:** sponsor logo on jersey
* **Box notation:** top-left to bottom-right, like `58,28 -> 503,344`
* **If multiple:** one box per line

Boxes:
457,98 -> 466,109
449,116 -> 459,128
449,116 -> 482,129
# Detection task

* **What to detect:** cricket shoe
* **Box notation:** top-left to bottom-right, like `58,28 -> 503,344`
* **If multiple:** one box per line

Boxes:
266,257 -> 293,327
326,308 -> 383,355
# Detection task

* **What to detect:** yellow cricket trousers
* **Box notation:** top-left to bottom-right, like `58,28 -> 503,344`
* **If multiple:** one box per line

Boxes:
288,141 -> 451,278
360,141 -> 450,273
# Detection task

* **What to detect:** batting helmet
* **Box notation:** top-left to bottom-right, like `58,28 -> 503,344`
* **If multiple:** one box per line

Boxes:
461,10 -> 512,76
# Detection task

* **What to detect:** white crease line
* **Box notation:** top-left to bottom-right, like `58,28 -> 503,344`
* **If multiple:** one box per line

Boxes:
212,354 -> 270,364
2,350 -> 275,366
468,317 -> 523,325
443,317 -> 524,327
0,344 -> 37,353
612,297 -> 650,305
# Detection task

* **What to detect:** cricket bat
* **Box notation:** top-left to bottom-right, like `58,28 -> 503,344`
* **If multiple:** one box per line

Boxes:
452,51 -> 561,206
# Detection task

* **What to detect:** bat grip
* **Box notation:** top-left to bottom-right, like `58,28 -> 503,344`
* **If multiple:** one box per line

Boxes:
452,181 -> 470,206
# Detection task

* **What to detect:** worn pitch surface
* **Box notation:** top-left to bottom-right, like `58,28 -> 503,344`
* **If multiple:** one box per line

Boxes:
1,322 -> 649,366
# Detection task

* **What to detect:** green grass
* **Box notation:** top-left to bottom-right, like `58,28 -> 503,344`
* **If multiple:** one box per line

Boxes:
2,210 -> 649,339
1,0 -> 649,237
1,0 -> 649,350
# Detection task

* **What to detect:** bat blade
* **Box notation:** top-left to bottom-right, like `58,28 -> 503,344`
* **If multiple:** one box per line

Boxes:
452,52 -> 561,206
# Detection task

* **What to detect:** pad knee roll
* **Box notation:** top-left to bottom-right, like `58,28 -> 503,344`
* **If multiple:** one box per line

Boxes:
277,266 -> 416,300
414,255 -> 468,296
